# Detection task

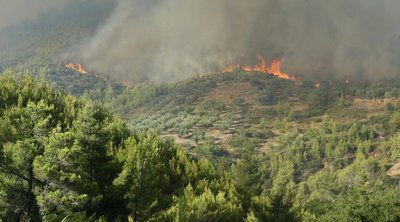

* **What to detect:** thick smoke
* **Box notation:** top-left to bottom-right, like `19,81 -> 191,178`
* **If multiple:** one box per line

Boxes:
73,0 -> 400,81
0,0 -> 68,29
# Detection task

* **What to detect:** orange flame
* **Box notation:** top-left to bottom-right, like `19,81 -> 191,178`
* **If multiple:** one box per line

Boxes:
222,63 -> 234,73
65,62 -> 132,88
222,55 -> 295,80
242,65 -> 252,72
314,82 -> 320,88
65,63 -> 88,74
265,59 -> 294,80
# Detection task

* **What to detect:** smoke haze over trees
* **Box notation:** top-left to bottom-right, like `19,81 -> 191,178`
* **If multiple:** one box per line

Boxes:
0,0 -> 69,29
1,0 -> 400,82
65,0 -> 400,81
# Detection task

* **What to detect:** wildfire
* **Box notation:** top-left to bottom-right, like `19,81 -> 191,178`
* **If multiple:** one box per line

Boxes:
222,56 -> 295,81
222,63 -> 234,73
65,63 -> 88,74
314,82 -> 320,88
65,62 -> 131,88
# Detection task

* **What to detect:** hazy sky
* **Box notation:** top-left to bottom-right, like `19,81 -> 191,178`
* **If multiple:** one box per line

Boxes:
0,0 -> 68,29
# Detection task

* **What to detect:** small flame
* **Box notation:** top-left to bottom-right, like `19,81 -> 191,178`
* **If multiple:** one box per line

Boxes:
222,63 -> 234,73
65,63 -> 88,74
242,65 -> 252,72
314,82 -> 321,88
65,62 -> 132,88
265,59 -> 294,80
222,55 -> 295,80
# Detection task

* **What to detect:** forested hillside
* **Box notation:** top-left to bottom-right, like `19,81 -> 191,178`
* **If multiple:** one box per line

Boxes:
0,73 -> 243,221
2,72 -> 400,221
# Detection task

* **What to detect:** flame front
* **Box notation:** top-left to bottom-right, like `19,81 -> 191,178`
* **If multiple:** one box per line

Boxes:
222,55 -> 294,80
65,63 -> 88,74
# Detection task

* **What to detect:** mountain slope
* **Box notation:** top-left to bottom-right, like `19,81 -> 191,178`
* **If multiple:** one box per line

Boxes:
3,71 -> 400,221
79,70 -> 400,220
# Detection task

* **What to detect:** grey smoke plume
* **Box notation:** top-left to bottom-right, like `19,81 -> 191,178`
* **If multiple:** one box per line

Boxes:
0,0 -> 68,29
73,0 -> 400,81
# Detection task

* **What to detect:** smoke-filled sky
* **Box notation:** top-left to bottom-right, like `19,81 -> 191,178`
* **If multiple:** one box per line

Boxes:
0,0 -> 68,29
69,0 -> 400,81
